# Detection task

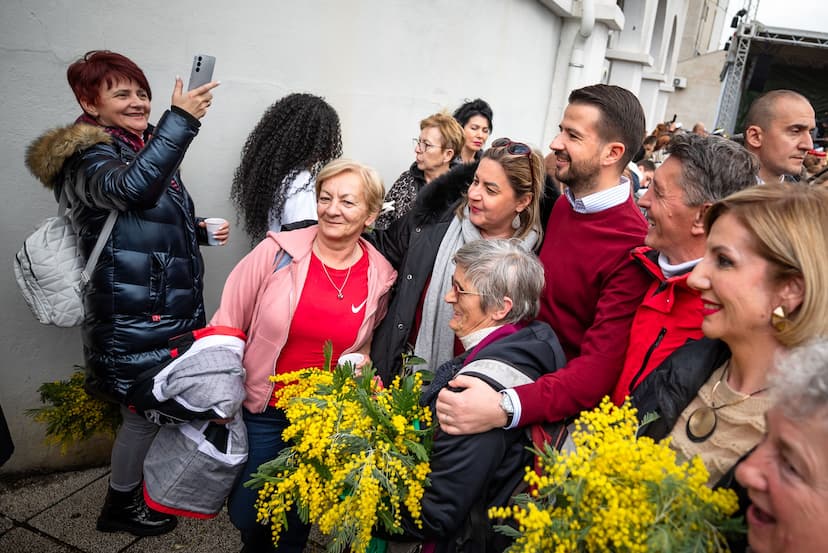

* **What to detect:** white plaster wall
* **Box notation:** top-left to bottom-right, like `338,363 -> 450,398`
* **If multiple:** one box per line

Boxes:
617,0 -> 687,130
540,0 -> 624,145
606,0 -> 652,95
639,77 -> 664,129
1,0 -> 566,473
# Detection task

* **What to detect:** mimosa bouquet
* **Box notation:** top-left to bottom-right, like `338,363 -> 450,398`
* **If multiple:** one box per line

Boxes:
246,345 -> 434,553
26,366 -> 121,453
490,397 -> 744,553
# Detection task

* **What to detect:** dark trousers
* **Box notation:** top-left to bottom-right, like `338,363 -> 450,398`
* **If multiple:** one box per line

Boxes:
228,406 -> 311,553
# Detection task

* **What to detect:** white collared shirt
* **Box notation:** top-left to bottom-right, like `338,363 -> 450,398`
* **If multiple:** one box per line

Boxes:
565,178 -> 631,214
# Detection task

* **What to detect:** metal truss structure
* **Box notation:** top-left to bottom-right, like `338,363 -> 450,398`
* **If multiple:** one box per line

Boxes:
714,1 -> 828,134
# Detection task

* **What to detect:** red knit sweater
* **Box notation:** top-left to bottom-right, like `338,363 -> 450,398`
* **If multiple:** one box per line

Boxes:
515,194 -> 649,425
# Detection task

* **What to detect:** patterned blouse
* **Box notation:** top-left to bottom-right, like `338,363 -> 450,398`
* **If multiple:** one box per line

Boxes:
374,164 -> 426,230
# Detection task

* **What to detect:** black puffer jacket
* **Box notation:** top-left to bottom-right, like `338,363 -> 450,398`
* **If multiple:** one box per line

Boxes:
25,108 -> 208,403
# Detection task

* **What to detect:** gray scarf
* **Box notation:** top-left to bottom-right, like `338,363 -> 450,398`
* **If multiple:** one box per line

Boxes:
413,207 -> 539,372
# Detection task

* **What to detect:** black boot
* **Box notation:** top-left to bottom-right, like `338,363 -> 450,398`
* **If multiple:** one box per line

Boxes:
96,485 -> 177,536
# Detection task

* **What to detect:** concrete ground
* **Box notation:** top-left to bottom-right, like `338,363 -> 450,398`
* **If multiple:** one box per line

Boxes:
0,465 -> 327,553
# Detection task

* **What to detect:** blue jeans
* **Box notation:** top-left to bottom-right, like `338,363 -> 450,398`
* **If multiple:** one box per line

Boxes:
228,406 -> 311,553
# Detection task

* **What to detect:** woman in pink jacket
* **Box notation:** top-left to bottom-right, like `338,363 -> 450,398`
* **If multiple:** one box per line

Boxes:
210,159 -> 396,553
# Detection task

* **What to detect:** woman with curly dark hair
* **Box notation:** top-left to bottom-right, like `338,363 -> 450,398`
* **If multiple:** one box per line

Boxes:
231,93 -> 342,244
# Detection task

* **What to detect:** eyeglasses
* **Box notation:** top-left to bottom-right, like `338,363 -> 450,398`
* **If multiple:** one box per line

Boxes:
451,278 -> 486,297
413,138 -> 442,152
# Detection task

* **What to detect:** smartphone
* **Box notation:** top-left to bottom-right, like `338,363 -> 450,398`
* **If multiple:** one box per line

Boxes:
187,54 -> 216,91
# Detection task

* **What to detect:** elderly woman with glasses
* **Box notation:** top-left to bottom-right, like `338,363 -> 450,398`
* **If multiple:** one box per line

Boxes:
377,239 -> 565,552
374,112 -> 464,229
370,138 -> 546,383
736,339 -> 828,553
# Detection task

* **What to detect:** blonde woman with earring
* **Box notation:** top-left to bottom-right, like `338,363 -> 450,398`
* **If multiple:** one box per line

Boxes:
633,183 -> 828,550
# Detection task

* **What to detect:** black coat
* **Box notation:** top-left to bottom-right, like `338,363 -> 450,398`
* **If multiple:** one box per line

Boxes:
632,337 -> 731,440
632,337 -> 749,551
369,159 -> 560,382
25,109 -> 208,403
0,403 -> 12,468
384,321 -> 566,553
368,162 -> 478,382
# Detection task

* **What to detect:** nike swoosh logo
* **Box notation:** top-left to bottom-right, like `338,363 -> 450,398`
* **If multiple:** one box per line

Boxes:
351,299 -> 368,314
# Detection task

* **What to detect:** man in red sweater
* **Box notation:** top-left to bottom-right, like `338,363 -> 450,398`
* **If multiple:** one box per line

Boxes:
610,133 -> 759,405
436,84 -> 650,433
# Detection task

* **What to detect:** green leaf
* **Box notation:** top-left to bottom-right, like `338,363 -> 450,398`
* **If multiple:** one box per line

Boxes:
376,508 -> 396,531
492,524 -> 523,538
323,340 -> 333,371
637,410 -> 661,436
404,440 -> 429,462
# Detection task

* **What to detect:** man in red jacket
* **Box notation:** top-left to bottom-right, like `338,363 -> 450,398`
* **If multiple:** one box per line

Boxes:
436,84 -> 649,433
610,133 -> 759,405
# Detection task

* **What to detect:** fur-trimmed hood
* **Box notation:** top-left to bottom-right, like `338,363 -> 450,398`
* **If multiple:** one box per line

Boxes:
25,123 -> 111,189
409,161 -> 479,225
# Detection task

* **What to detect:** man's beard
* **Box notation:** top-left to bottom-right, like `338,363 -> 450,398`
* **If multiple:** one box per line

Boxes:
555,154 -> 601,194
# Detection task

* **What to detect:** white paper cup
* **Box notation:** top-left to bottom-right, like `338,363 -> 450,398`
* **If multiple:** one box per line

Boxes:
337,353 -> 365,368
204,218 -> 227,246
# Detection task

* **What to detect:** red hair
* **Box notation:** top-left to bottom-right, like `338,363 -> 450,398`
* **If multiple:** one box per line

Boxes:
67,50 -> 152,107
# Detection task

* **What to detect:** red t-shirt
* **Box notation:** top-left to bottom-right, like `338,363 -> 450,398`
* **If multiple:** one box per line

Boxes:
269,246 -> 369,404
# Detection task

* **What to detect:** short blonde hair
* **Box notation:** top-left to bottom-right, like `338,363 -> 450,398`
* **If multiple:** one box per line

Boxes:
705,184 -> 828,347
420,112 -> 464,157
315,158 -> 385,216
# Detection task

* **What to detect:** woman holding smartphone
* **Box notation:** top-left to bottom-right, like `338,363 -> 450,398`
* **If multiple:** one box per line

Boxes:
25,50 -> 224,537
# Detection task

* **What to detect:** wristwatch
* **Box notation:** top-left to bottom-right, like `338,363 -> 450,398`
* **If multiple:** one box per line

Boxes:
499,391 -> 515,428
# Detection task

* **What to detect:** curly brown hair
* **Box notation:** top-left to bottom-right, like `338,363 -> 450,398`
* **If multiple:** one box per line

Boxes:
231,93 -> 342,243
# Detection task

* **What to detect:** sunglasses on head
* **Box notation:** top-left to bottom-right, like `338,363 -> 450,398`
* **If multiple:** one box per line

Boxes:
489,138 -> 537,203
491,137 -> 532,157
